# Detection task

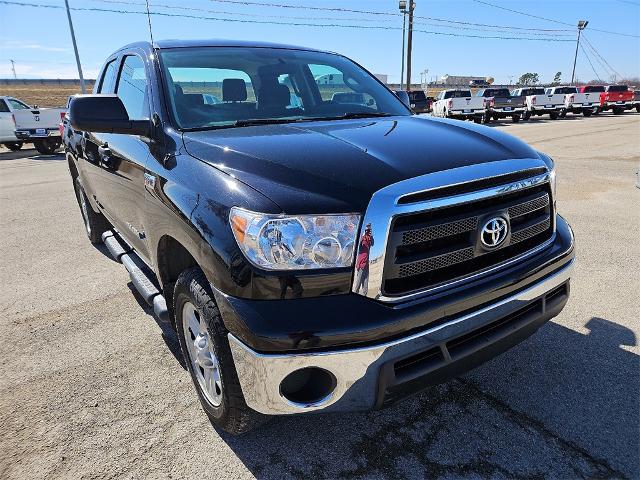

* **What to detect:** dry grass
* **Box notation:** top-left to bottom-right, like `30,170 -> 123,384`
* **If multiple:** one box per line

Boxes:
0,83 -> 94,108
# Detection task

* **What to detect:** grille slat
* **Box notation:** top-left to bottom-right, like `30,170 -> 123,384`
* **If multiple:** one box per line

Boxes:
383,183 -> 554,296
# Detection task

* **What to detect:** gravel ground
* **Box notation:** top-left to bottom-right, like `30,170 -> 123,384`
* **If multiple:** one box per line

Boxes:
0,113 -> 639,479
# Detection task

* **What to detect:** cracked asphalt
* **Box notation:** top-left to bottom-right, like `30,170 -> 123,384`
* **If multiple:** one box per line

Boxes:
1,113 -> 639,479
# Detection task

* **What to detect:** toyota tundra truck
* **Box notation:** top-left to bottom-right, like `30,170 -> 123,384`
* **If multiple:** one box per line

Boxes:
66,40 -> 575,434
512,87 -> 565,120
599,85 -> 634,114
476,88 -> 526,123
432,89 -> 485,122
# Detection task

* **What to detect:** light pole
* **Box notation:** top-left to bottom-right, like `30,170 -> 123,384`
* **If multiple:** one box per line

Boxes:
406,0 -> 416,90
399,1 -> 408,90
571,20 -> 588,85
64,0 -> 86,94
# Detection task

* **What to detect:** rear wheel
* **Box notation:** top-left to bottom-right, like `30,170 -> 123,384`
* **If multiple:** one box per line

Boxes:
73,178 -> 111,244
613,107 -> 624,115
3,142 -> 23,151
549,111 -> 559,120
174,268 -> 263,435
559,109 -> 567,118
473,116 -> 482,124
523,111 -> 531,121
511,114 -> 520,123
33,138 -> 61,155
583,109 -> 593,117
636,105 -> 640,113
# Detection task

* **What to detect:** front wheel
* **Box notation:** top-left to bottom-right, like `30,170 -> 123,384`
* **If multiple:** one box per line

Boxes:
511,114 -> 521,123
33,138 -> 61,155
3,142 -> 23,151
174,268 -> 263,435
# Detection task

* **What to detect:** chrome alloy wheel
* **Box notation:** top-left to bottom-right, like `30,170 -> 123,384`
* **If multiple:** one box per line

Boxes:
182,301 -> 223,406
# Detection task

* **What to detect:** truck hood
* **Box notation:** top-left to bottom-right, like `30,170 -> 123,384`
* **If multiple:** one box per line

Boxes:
183,115 -> 540,214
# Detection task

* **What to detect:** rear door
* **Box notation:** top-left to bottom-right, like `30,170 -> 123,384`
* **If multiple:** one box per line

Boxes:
85,53 -> 152,260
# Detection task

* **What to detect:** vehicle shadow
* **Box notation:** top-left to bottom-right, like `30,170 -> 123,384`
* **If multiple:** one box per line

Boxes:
212,317 -> 638,479
0,148 -> 64,161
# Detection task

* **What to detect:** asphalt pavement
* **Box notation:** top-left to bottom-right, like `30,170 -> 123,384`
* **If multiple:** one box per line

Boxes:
0,113 -> 638,479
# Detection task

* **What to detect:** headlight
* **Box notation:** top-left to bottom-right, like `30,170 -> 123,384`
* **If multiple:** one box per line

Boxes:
229,207 -> 360,270
549,167 -> 557,202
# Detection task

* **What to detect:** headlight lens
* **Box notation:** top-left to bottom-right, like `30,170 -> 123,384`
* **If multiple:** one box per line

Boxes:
229,207 -> 360,270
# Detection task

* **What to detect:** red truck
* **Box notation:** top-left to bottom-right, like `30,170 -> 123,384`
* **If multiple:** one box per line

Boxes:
599,85 -> 634,114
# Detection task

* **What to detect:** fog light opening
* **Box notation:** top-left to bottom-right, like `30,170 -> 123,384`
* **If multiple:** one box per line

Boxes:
279,367 -> 337,406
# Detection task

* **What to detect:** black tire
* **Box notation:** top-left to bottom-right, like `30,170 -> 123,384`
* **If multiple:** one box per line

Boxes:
549,111 -> 559,120
512,114 -> 520,123
613,107 -> 624,115
3,142 -> 23,151
523,111 -> 531,121
73,178 -> 110,244
482,113 -> 492,124
636,105 -> 640,113
559,109 -> 567,118
33,138 -> 61,155
583,109 -> 593,117
473,116 -> 482,124
593,107 -> 601,115
174,268 -> 263,435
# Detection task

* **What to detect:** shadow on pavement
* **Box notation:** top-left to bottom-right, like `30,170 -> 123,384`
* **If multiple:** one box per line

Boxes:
212,317 -> 638,479
0,148 -> 64,161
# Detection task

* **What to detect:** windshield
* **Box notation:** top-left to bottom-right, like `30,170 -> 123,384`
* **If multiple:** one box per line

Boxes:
408,90 -> 427,102
159,47 -> 409,130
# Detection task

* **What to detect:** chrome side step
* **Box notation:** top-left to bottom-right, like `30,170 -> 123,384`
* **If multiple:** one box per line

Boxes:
101,230 -> 169,323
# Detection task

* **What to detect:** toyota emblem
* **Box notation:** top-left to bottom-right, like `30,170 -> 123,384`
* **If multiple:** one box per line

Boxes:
480,217 -> 509,249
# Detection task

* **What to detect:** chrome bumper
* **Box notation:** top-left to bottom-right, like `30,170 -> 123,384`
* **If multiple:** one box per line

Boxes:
228,259 -> 574,415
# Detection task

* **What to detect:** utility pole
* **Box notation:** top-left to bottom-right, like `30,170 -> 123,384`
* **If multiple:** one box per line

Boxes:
399,1 -> 408,90
10,59 -> 17,79
406,0 -> 416,90
64,0 -> 86,93
571,20 -> 588,84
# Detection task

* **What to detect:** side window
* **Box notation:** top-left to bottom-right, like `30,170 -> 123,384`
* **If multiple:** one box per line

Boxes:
309,64 -> 377,109
116,55 -> 149,120
97,59 -> 118,94
8,99 -> 29,110
0,100 -> 10,113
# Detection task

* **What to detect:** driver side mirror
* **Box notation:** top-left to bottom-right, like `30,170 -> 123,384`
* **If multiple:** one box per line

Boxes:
70,94 -> 151,137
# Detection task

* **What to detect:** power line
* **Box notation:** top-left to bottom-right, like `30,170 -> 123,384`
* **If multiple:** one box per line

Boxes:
579,43 -> 602,82
0,1 -> 575,41
88,0 -> 573,35
581,35 -> 625,79
471,0 -> 640,38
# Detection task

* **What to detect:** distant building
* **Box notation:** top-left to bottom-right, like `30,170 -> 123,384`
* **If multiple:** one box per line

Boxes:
374,74 -> 388,84
440,75 -> 494,86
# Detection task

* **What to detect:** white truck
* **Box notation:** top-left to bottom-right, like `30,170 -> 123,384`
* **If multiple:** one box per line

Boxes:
432,89 -> 485,123
13,104 -> 67,154
545,86 -> 598,117
512,87 -> 565,120
0,96 -> 32,151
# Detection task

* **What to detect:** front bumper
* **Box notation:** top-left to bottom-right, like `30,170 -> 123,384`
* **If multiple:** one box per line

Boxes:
229,257 -> 574,415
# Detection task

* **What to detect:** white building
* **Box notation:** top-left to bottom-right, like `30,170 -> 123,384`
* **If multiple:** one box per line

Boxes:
440,74 -> 494,86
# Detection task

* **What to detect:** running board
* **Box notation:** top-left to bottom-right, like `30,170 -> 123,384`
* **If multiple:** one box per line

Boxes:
102,230 -> 169,323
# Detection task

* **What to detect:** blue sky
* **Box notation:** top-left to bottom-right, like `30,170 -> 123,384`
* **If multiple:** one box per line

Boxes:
0,0 -> 638,84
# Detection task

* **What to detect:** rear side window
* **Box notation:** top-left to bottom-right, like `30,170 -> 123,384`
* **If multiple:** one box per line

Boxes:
97,59 -> 118,94
0,100 -> 9,113
116,55 -> 149,120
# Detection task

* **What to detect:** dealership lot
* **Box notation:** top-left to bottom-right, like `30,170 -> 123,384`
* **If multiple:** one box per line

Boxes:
0,114 -> 638,479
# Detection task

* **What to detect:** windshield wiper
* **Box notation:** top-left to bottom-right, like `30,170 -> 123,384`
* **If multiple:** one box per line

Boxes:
304,112 -> 393,122
233,118 -> 303,127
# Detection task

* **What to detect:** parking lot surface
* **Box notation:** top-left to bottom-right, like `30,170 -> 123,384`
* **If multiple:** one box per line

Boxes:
1,114 -> 639,479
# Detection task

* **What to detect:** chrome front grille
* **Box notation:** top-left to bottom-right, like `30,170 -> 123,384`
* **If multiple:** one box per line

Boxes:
383,185 -> 553,296
351,159 -> 556,303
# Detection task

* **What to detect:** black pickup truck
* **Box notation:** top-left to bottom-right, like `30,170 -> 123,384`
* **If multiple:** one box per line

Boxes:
477,88 -> 526,123
66,40 -> 574,434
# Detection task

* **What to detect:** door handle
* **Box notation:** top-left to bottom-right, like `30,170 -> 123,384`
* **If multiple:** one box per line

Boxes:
98,144 -> 114,168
